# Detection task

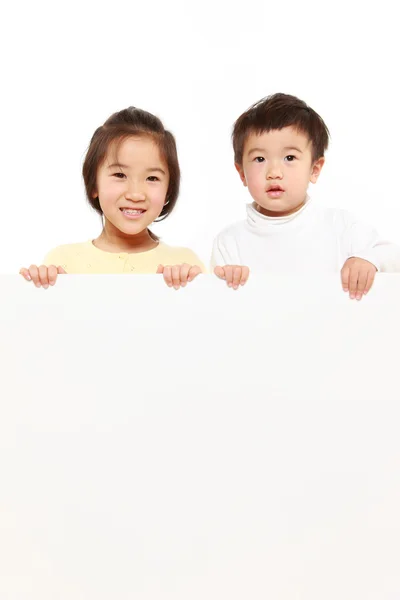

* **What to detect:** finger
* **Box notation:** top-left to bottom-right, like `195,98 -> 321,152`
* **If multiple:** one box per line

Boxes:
179,263 -> 191,287
156,264 -> 164,274
341,265 -> 350,292
240,266 -> 250,285
163,266 -> 172,287
224,266 -> 234,287
48,265 -> 59,286
214,266 -> 226,280
171,265 -> 181,289
19,268 -> 32,282
29,265 -> 40,287
349,268 -> 359,299
356,269 -> 368,300
38,265 -> 50,289
188,266 -> 201,282
57,266 -> 67,275
364,268 -> 376,295
232,266 -> 242,290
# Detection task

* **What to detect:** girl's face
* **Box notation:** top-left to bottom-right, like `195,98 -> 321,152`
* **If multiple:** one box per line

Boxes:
94,136 -> 169,236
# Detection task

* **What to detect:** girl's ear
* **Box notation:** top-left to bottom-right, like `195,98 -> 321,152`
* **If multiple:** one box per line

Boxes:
310,157 -> 325,184
235,163 -> 247,187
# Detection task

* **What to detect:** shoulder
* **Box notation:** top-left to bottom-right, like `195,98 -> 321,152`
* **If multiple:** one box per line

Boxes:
214,219 -> 247,242
43,241 -> 92,265
313,205 -> 356,231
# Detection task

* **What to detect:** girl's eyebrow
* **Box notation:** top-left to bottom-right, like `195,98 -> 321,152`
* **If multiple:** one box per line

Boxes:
107,164 -> 166,175
107,163 -> 129,170
146,167 -> 166,175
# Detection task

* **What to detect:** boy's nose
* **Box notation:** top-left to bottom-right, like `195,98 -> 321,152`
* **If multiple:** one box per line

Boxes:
266,163 -> 283,179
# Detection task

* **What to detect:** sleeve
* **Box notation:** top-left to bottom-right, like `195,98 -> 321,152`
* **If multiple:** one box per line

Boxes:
344,217 -> 400,272
43,246 -> 67,269
177,249 -> 207,273
210,232 -> 241,270
210,236 -> 226,270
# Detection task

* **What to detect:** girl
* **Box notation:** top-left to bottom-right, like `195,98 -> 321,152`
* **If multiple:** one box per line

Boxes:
20,107 -> 205,289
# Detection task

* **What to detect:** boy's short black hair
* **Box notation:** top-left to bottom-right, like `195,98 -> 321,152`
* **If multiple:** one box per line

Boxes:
233,93 -> 330,165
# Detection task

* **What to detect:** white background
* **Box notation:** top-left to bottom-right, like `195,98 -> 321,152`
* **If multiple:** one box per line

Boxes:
1,274 -> 400,598
0,0 -> 399,273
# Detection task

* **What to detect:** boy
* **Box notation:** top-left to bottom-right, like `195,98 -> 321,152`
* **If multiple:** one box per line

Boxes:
212,93 -> 400,299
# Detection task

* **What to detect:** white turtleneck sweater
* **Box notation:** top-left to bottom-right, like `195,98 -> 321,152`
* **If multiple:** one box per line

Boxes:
211,198 -> 400,273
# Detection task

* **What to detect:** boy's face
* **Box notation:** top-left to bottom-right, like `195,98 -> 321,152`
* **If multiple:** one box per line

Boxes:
236,127 -> 324,217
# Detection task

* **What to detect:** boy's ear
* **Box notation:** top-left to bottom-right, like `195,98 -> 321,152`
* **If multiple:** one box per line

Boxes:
235,163 -> 247,187
310,157 -> 325,184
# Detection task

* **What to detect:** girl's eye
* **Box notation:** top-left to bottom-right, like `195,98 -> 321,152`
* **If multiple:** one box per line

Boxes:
254,156 -> 265,163
113,172 -> 126,179
285,155 -> 296,162
147,176 -> 159,182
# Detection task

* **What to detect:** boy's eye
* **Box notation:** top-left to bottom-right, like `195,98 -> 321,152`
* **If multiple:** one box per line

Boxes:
285,155 -> 296,162
254,156 -> 265,163
147,176 -> 159,182
113,172 -> 126,179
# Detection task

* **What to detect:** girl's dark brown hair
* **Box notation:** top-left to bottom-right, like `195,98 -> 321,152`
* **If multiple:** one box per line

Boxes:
82,107 -> 180,223
233,93 -> 330,165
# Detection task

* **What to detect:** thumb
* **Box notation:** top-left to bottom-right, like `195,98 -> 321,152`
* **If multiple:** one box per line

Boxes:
57,266 -> 67,274
214,266 -> 225,279
156,264 -> 164,274
19,268 -> 31,281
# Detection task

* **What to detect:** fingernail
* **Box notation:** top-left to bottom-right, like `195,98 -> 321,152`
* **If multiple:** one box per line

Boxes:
43,285 -> 49,290
356,294 -> 361,300
350,294 -> 355,299
228,282 -> 232,287
26,275 -> 31,281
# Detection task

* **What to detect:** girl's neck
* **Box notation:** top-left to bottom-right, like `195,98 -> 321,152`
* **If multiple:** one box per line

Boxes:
93,221 -> 158,254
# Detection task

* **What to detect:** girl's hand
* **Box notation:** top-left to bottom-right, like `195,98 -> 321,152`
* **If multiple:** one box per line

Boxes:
19,265 -> 67,288
157,264 -> 202,289
214,265 -> 250,290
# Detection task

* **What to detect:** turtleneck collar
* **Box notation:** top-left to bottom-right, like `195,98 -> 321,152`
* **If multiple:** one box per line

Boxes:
246,195 -> 313,234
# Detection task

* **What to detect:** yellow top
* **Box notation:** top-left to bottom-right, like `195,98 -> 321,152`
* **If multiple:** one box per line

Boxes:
43,241 -> 206,274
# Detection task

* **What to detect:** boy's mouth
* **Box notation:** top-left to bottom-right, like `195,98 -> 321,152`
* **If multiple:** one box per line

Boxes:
266,185 -> 284,198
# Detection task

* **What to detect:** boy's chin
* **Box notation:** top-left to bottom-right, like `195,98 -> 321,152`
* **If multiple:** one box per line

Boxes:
255,198 -> 305,217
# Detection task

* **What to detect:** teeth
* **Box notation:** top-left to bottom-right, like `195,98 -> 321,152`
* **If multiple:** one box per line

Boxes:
122,209 -> 143,214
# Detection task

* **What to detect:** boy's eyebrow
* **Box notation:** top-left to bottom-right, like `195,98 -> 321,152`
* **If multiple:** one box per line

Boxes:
284,146 -> 303,153
247,146 -> 304,155
247,147 -> 267,155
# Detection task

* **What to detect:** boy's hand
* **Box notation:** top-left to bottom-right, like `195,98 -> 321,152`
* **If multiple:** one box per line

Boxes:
19,265 -> 67,289
214,265 -> 250,290
157,264 -> 202,289
341,257 -> 377,300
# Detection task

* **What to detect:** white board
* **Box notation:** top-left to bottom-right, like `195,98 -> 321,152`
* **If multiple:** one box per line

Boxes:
1,274 -> 400,599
